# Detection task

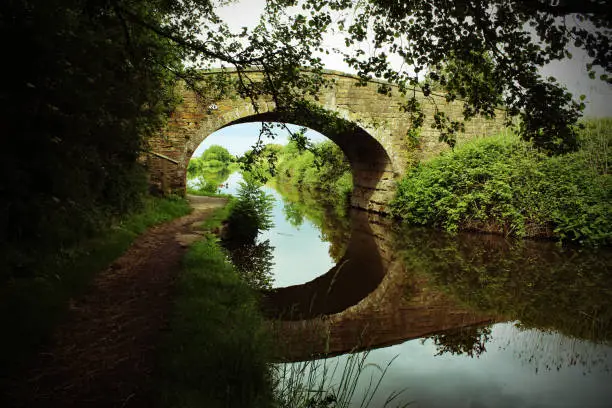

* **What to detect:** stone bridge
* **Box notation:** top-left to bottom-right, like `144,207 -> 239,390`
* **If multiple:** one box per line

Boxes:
148,69 -> 507,212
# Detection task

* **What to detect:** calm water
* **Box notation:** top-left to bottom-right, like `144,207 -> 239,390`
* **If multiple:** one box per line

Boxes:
191,170 -> 612,408
213,172 -> 341,288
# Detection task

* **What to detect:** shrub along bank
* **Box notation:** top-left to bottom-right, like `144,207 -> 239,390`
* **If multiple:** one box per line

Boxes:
391,121 -> 612,246
243,139 -> 353,209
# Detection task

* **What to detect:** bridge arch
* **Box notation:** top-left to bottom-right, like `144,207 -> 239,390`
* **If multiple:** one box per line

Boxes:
147,70 -> 507,212
185,107 -> 394,211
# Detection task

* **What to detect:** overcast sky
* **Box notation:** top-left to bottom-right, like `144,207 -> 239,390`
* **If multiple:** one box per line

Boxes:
195,1 -> 612,157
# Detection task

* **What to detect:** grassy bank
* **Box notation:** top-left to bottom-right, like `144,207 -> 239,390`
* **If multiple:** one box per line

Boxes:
157,204 -> 275,408
0,196 -> 191,381
391,120 -> 612,246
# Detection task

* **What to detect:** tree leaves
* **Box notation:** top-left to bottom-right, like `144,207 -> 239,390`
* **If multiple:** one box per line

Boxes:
290,0 -> 611,154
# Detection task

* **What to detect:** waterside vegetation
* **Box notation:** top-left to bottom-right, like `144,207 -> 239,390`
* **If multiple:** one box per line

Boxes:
158,226 -> 275,407
242,120 -> 611,246
392,120 -> 612,246
242,139 -> 353,205
160,177 -> 399,407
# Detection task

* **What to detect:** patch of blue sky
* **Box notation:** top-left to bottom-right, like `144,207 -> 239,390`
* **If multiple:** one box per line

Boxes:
192,122 -> 329,158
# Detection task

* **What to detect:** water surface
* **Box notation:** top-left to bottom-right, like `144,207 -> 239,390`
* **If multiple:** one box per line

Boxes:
190,169 -> 612,407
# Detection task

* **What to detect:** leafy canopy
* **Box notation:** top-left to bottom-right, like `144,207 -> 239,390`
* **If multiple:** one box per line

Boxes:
96,0 -> 611,154
129,0 -> 611,154
292,0 -> 611,153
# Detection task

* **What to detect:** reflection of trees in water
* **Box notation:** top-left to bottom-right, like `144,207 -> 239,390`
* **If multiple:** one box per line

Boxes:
225,239 -> 275,291
423,325 -> 492,358
395,226 -> 612,343
188,166 -> 234,193
495,324 -> 611,375
273,182 -> 351,263
221,177 -> 276,290
282,202 -> 304,229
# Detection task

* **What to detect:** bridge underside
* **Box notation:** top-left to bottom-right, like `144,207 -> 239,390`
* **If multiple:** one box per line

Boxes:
148,110 -> 398,213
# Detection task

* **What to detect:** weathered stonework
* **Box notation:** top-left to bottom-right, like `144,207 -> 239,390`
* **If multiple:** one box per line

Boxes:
147,69 -> 507,212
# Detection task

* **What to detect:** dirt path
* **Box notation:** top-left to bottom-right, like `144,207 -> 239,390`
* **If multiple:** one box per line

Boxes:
8,195 -> 227,408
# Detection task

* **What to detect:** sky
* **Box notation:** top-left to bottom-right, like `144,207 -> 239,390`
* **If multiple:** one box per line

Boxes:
194,1 -> 612,158
192,123 -> 328,157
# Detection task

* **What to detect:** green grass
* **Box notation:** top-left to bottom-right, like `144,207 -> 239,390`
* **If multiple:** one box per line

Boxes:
274,351 -> 409,408
157,207 -> 274,408
0,195 -> 191,381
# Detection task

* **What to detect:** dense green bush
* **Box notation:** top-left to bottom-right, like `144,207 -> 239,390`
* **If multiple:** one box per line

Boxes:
223,176 -> 275,245
391,126 -> 612,246
0,0 -> 181,280
576,117 -> 612,175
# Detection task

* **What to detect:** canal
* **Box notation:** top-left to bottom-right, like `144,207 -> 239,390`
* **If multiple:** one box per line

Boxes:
191,169 -> 612,408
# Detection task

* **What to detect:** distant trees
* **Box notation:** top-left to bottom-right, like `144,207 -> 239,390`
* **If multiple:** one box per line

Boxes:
274,140 -> 353,199
201,145 -> 235,164
188,145 -> 236,178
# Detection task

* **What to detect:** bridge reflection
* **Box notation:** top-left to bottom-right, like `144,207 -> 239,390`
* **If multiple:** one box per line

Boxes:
262,209 -> 498,361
